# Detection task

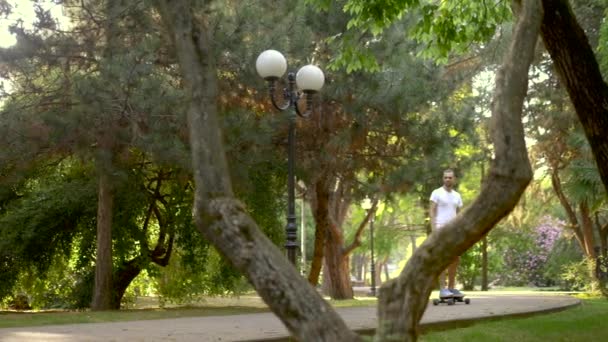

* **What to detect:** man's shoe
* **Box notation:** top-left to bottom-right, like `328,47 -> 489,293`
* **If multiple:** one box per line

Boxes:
439,288 -> 454,298
449,288 -> 464,298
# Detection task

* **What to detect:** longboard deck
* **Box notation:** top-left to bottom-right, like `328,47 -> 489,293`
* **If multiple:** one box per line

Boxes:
434,289 -> 470,305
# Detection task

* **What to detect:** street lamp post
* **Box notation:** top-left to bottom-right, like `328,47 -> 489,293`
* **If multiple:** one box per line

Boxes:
256,50 -> 324,265
361,198 -> 376,297
369,213 -> 376,296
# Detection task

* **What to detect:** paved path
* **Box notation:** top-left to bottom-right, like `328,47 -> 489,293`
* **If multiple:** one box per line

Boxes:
0,294 -> 579,342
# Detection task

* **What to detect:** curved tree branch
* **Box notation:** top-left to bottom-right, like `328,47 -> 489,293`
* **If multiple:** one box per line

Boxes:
550,167 -> 586,249
540,0 -> 608,193
375,0 -> 539,339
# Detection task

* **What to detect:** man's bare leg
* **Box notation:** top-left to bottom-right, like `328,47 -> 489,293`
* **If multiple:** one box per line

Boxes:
447,256 -> 460,289
439,271 -> 447,289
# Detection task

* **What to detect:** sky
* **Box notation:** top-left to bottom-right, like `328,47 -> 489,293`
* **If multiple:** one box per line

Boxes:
0,0 -> 65,48
1,1 -> 66,101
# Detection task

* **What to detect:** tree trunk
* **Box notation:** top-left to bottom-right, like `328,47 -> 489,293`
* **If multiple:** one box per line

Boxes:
323,241 -> 353,299
310,173 -> 357,299
323,227 -> 354,299
322,178 -> 359,299
540,0 -> 608,194
481,163 -> 489,291
580,201 -> 597,259
322,193 -> 354,299
91,167 -> 114,310
155,1 -> 360,340
91,0 -> 122,311
308,177 -> 329,286
481,236 -> 489,291
594,218 -> 608,296
375,1 -> 538,339
111,258 -> 143,309
352,254 -> 364,282
110,220 -> 174,310
551,168 -> 587,252
383,256 -> 390,282
598,216 -> 608,260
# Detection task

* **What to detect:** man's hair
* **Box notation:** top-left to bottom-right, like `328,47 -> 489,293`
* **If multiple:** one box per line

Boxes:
443,168 -> 455,176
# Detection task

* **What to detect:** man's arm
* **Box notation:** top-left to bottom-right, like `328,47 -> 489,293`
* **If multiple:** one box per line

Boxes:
429,201 -> 437,231
456,193 -> 463,214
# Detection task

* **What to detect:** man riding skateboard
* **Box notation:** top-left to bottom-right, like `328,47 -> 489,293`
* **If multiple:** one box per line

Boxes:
430,169 -> 463,298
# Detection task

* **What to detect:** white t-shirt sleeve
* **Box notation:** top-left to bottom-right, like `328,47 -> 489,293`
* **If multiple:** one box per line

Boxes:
430,189 -> 439,203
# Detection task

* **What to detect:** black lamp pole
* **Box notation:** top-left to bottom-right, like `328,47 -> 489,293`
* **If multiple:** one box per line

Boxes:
283,73 -> 299,265
257,50 -> 324,265
266,73 -> 315,265
369,213 -> 376,296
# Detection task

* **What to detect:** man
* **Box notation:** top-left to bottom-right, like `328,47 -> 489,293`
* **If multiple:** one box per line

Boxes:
430,169 -> 463,293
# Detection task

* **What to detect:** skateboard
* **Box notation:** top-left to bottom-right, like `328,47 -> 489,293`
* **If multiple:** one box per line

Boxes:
432,288 -> 470,306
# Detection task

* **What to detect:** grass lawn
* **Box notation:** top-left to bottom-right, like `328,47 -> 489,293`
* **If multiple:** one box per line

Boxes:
420,297 -> 608,342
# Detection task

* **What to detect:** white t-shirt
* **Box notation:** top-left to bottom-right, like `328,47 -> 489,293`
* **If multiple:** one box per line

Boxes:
430,187 -> 463,228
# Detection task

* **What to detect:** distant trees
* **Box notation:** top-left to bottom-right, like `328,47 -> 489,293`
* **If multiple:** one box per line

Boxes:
0,0 -> 286,309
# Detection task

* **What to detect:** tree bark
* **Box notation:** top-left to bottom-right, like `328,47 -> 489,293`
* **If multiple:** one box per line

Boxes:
322,176 -> 358,299
155,1 -> 360,340
91,166 -> 114,310
597,215 -> 608,260
308,176 -> 329,286
374,0 -> 538,339
540,0 -> 608,194
550,167 -> 590,255
579,201 -> 597,259
310,174 -> 358,299
111,258 -> 143,309
91,0 -> 123,311
352,254 -> 364,281
323,230 -> 353,299
481,236 -> 488,291
480,163 -> 488,291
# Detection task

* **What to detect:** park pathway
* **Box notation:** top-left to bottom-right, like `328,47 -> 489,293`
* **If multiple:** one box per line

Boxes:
0,294 -> 579,341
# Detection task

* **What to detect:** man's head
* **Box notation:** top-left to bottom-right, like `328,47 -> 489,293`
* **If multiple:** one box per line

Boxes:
443,169 -> 456,189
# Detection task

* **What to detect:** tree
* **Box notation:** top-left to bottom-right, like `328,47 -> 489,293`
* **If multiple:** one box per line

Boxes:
524,45 -> 608,293
295,8 -> 481,298
155,0 -> 538,340
0,0 -> 177,309
1,1 -> 179,308
154,0 -> 360,339
323,0 -> 608,196
1,0 -> 297,309
0,155 -> 194,308
539,0 -> 608,194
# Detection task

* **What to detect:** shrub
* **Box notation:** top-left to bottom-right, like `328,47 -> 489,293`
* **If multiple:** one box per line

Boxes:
561,258 -> 594,291
500,216 -> 563,287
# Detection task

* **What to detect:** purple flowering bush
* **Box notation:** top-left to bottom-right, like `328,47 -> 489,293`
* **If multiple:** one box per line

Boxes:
528,218 -> 562,286
500,216 -> 563,287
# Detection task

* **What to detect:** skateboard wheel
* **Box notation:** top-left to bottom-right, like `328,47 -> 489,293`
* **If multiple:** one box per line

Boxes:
447,298 -> 454,305
465,298 -> 471,304
433,299 -> 439,306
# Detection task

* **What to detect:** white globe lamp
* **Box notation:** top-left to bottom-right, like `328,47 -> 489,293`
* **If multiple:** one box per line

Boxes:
296,65 -> 325,92
256,50 -> 287,80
